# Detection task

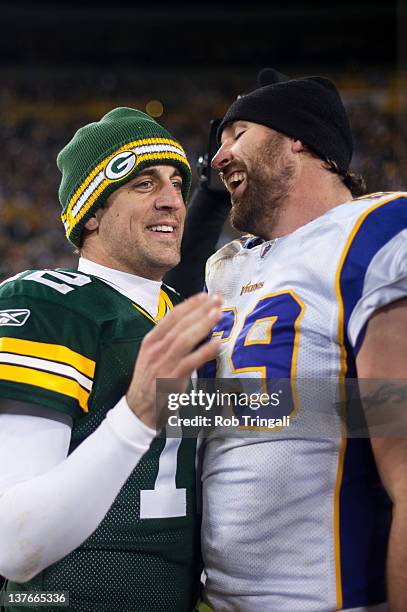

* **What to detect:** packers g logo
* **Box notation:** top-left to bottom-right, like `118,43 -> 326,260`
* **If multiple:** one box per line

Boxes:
105,151 -> 137,181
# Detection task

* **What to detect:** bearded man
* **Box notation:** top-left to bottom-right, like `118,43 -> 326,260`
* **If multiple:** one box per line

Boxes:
198,70 -> 407,612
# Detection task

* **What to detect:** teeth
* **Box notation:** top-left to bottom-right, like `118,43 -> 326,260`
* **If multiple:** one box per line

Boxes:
227,171 -> 246,189
149,225 -> 174,233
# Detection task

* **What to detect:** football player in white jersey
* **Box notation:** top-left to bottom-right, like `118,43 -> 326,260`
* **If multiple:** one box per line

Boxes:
199,70 -> 407,611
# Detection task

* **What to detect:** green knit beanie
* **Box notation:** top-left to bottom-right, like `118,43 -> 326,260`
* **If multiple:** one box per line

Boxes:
57,107 -> 191,246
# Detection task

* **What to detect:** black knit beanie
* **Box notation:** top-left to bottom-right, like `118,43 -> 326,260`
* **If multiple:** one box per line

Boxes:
218,69 -> 353,172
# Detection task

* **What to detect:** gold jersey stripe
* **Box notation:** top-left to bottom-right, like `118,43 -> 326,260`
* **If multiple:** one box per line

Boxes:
155,294 -> 166,321
63,137 -> 189,221
132,303 -> 156,324
0,337 -> 95,379
195,601 -> 214,612
155,288 -> 175,321
132,289 -> 175,324
160,289 -> 174,310
0,364 -> 90,412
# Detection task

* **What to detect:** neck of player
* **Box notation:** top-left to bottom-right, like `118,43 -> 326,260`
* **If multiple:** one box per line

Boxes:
266,161 -> 352,241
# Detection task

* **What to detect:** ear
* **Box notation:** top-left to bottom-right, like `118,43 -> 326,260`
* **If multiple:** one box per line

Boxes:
84,216 -> 99,231
291,139 -> 305,153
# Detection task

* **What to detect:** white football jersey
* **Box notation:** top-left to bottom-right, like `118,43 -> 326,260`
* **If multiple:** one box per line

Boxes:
201,192 -> 407,612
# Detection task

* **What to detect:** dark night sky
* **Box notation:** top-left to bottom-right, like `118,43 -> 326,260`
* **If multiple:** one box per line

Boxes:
0,1 -> 401,72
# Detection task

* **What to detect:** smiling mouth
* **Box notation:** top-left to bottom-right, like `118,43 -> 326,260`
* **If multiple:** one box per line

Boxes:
147,224 -> 177,237
224,171 -> 247,194
148,224 -> 175,233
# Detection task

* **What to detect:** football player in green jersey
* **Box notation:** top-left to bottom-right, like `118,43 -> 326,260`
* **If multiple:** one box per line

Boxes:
0,108 -> 222,612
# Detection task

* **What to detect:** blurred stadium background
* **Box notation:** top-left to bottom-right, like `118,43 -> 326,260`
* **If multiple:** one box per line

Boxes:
0,0 -> 405,280
0,0 -> 405,594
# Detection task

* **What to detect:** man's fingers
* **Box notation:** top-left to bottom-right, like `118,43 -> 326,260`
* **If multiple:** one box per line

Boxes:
148,293 -> 222,341
141,302 -> 222,376
172,337 -> 221,378
142,293 -> 223,366
128,296 -> 222,422
168,303 -> 222,355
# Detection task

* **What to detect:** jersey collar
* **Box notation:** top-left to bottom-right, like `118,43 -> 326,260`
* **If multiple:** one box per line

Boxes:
78,258 -> 162,318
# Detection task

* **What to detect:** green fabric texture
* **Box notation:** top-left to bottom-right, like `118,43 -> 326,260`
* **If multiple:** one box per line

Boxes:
0,269 -> 201,612
57,107 -> 191,246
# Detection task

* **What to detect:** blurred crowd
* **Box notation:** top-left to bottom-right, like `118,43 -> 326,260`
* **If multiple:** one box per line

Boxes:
0,71 -> 405,280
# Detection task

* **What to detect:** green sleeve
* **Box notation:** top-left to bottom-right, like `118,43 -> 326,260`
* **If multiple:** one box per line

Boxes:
0,293 -> 99,421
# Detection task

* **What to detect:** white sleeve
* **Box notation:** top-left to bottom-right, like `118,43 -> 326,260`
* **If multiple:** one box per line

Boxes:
0,396 -> 156,583
348,231 -> 407,348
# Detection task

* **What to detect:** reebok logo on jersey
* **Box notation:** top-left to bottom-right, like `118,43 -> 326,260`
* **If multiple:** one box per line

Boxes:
240,281 -> 264,295
0,309 -> 31,326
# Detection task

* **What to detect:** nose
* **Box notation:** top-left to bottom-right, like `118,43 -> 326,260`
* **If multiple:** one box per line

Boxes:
154,182 -> 184,210
211,142 -> 233,171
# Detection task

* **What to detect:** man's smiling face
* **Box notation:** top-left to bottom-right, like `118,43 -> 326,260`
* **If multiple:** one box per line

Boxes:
87,165 -> 186,280
212,121 -> 296,237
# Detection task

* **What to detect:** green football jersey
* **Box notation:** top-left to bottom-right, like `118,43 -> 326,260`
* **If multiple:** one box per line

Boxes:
0,269 -> 201,612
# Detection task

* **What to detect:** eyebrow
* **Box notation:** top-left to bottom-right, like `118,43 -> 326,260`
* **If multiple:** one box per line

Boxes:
137,168 -> 182,180
221,122 -> 247,142
232,121 -> 248,132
